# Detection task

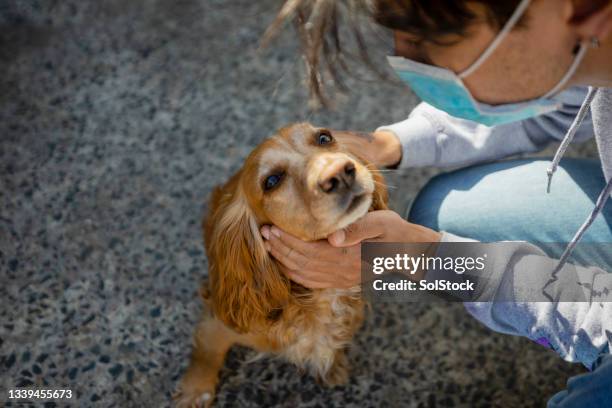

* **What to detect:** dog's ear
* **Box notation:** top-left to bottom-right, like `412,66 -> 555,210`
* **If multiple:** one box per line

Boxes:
333,130 -> 389,211
204,180 -> 291,333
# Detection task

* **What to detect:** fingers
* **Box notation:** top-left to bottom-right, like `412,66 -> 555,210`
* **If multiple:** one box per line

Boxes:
264,235 -> 335,288
327,229 -> 346,247
261,225 -> 330,266
328,210 -> 390,247
263,233 -> 307,271
260,225 -> 361,289
268,226 -> 321,256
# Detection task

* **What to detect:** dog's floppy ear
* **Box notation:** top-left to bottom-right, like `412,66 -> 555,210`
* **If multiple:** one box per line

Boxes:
204,178 -> 291,333
333,130 -> 389,211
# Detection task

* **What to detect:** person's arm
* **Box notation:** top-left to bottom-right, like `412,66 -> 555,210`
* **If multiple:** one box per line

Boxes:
262,211 -> 611,369
378,86 -> 594,169
439,231 -> 612,370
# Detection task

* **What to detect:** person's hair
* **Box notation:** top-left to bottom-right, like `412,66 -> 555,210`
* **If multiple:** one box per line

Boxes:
262,0 -> 522,106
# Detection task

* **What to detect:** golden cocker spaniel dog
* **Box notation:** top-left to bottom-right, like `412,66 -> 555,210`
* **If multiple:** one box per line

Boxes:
176,123 -> 388,407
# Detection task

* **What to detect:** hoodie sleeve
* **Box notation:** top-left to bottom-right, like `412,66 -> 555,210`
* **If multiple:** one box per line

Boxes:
378,86 -> 594,169
436,232 -> 612,370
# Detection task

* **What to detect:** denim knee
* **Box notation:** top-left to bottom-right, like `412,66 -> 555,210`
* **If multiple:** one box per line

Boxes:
408,159 -> 610,244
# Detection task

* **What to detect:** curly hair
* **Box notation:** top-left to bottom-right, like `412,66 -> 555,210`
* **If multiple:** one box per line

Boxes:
262,0 -> 522,106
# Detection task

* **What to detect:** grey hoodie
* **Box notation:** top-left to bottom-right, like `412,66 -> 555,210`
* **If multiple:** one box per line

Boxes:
379,86 -> 612,369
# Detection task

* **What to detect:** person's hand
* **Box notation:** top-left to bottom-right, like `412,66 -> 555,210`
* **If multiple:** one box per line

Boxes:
334,129 -> 402,168
261,210 -> 442,289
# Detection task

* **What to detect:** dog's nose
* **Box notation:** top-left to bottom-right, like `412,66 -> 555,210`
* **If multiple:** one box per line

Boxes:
318,160 -> 356,193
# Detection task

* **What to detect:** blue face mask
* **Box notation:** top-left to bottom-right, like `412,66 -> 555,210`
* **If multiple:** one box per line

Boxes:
388,0 -> 588,126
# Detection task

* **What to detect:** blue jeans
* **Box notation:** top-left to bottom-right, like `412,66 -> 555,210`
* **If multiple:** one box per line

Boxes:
409,158 -> 612,408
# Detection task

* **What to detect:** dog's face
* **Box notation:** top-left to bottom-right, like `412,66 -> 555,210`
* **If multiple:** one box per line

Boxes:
204,122 -> 387,332
241,123 -> 379,241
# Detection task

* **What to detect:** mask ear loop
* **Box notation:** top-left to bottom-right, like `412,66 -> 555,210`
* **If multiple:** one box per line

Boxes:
458,0 -> 531,79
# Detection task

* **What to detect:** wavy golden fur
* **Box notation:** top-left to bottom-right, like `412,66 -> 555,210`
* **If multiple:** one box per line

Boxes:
175,123 -> 388,407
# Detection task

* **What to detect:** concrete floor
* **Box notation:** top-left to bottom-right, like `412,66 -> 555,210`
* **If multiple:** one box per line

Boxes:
1,1 -> 595,407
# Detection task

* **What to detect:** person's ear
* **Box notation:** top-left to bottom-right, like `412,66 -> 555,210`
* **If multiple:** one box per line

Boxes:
567,1 -> 612,42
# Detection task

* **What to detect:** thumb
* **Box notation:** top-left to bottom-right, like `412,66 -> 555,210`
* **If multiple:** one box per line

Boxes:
328,211 -> 386,247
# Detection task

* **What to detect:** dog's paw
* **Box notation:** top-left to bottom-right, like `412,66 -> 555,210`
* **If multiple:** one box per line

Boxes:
320,352 -> 350,386
323,366 -> 349,386
173,384 -> 215,408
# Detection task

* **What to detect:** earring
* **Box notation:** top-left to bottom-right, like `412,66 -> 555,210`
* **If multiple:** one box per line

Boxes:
590,36 -> 600,48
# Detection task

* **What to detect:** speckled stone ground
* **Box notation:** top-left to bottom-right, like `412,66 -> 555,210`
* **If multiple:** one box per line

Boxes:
0,1 -> 597,407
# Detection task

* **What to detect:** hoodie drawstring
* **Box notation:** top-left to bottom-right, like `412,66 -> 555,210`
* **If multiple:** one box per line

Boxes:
546,86 -> 599,193
552,178 -> 612,273
542,86 -> 612,298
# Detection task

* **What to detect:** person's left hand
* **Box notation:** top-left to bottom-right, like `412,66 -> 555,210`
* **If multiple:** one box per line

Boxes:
260,210 -> 442,289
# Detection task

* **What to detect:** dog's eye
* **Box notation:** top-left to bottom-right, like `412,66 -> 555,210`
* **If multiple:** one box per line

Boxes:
263,174 -> 283,191
317,130 -> 333,145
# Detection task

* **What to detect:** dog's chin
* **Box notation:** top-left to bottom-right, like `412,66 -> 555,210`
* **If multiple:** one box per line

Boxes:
335,193 -> 373,232
306,194 -> 372,240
